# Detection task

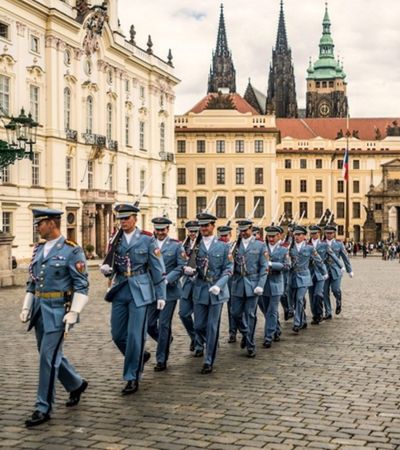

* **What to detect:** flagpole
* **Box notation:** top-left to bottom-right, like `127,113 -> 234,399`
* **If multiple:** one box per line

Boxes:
345,113 -> 350,240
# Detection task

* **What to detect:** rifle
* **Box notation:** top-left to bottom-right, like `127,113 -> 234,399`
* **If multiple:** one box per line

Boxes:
226,203 -> 239,227
270,205 -> 280,226
278,212 -> 286,226
297,210 -> 306,225
231,199 -> 261,259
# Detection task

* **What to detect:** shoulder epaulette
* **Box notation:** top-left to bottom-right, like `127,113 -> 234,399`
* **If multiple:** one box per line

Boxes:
141,230 -> 153,237
65,239 -> 78,247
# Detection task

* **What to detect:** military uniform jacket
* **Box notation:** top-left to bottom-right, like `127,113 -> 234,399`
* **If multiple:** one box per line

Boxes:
158,236 -> 186,301
26,237 -> 89,333
309,239 -> 343,282
264,243 -> 291,297
231,237 -> 268,298
289,243 -> 326,288
105,228 -> 166,305
325,239 -> 352,280
193,237 -> 233,305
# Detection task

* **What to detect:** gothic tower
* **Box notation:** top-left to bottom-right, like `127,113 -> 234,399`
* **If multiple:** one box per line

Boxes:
306,3 -> 348,118
265,0 -> 298,118
207,4 -> 236,94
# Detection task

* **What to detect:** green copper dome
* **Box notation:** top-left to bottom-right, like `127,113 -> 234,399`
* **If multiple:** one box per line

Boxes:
307,3 -> 346,81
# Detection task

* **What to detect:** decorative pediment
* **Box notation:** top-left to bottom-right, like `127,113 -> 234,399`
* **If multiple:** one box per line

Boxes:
82,80 -> 99,93
26,65 -> 45,77
106,90 -> 117,101
139,106 -> 148,116
125,100 -> 133,111
82,4 -> 109,56
0,53 -> 16,68
64,72 -> 78,84
158,109 -> 169,118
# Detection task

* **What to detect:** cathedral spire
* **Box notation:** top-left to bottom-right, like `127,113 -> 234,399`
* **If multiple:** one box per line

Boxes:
207,4 -> 236,94
265,0 -> 298,118
276,0 -> 288,53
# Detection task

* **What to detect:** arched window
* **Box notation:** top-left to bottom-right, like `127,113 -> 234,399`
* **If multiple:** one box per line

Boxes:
64,87 -> 71,131
106,103 -> 112,140
86,96 -> 93,133
160,122 -> 165,152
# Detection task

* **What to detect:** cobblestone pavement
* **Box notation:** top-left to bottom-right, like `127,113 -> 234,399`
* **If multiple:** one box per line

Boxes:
1,258 -> 400,450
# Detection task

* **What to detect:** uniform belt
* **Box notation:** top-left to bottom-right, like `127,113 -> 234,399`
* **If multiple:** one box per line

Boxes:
197,275 -> 218,283
35,291 -> 71,299
123,269 -> 147,277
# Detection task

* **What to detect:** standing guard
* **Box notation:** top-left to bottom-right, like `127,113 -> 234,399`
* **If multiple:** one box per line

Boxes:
189,212 -> 233,374
230,219 -> 268,357
323,224 -> 354,319
179,220 -> 200,351
101,204 -> 166,395
289,225 -> 327,333
147,217 -> 186,371
259,225 -> 290,348
20,209 -> 89,427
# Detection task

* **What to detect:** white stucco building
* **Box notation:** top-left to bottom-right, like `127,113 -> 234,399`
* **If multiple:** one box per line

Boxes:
0,0 -> 179,261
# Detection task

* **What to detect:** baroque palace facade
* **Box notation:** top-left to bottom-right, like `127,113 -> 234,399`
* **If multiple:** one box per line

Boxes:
176,4 -> 400,243
0,0 -> 179,261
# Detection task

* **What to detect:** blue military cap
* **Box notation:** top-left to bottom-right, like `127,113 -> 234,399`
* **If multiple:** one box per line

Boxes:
324,224 -> 337,233
309,225 -> 322,233
277,226 -> 284,234
196,212 -> 217,225
152,216 -> 172,230
265,225 -> 281,236
217,225 -> 232,236
185,220 -> 200,232
236,219 -> 253,231
115,203 -> 140,219
32,208 -> 63,225
293,225 -> 308,235
252,226 -> 261,234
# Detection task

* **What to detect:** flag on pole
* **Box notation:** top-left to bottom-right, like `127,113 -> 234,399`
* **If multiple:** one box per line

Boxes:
342,147 -> 349,181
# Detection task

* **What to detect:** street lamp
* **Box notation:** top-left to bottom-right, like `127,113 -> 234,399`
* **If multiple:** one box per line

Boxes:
0,106 -> 39,169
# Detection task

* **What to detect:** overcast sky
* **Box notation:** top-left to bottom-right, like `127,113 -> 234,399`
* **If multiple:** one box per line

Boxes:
119,0 -> 400,117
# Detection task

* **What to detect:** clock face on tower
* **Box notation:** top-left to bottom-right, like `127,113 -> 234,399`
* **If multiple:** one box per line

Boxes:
319,101 -> 331,117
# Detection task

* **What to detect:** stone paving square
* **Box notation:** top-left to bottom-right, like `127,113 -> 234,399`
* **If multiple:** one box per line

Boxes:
0,258 -> 399,449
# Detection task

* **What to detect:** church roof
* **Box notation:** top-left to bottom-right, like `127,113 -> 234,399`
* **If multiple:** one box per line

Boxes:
277,118 -> 400,141
187,93 -> 259,115
243,80 -> 267,114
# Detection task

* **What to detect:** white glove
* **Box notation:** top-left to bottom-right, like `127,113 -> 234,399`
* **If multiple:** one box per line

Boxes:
349,272 -> 354,278
184,266 -> 196,276
254,286 -> 264,296
157,299 -> 166,310
164,278 -> 169,285
63,311 -> 78,325
20,292 -> 34,323
323,274 -> 329,280
100,264 -> 113,276
268,261 -> 273,267
341,267 -> 346,273
209,285 -> 221,296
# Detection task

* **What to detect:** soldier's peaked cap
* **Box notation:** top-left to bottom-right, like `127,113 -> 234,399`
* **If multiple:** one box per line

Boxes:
236,219 -> 253,231
265,225 -> 281,236
309,225 -> 322,233
217,225 -> 232,236
324,224 -> 337,232
152,216 -> 172,229
293,225 -> 308,235
33,208 -> 63,225
185,220 -> 200,231
115,203 -> 140,219
196,212 -> 217,225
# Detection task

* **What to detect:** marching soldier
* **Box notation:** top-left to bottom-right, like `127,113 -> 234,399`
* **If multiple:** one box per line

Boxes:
101,204 -> 166,395
231,219 -> 268,357
289,225 -> 327,333
259,225 -> 290,348
280,224 -> 294,321
147,217 -> 186,371
186,212 -> 233,374
308,225 -> 342,324
217,225 -> 237,343
20,209 -> 89,427
252,226 -> 262,240
179,220 -> 200,351
323,224 -> 354,319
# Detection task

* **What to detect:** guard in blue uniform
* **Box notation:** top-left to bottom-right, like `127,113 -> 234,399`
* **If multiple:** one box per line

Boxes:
20,209 -> 89,427
280,225 -> 294,321
101,204 -> 166,395
179,220 -> 199,351
289,225 -> 327,333
217,225 -> 237,343
231,219 -> 268,357
259,225 -> 291,348
147,217 -> 186,371
323,224 -> 354,319
189,212 -> 233,374
308,225 -> 343,324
